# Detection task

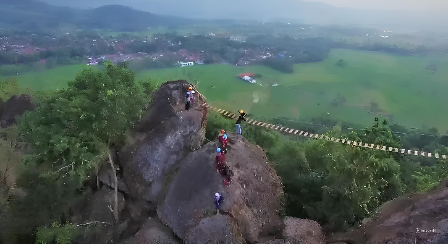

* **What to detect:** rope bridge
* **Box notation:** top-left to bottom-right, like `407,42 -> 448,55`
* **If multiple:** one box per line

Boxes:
199,102 -> 447,161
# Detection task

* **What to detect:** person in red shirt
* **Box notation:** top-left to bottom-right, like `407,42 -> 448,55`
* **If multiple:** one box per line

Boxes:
216,147 -> 225,173
221,134 -> 229,154
218,130 -> 225,145
221,149 -> 226,165
221,166 -> 233,187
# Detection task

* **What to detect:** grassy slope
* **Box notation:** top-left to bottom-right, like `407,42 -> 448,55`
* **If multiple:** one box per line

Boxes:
5,64 -> 85,91
136,49 -> 448,132
5,49 -> 448,132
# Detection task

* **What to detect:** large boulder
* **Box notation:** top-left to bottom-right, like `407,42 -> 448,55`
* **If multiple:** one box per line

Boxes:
185,215 -> 245,244
122,217 -> 180,244
282,217 -> 325,244
71,187 -> 126,225
0,97 -> 4,121
328,179 -> 448,244
119,80 -> 207,204
98,161 -> 130,195
1,94 -> 35,128
157,133 -> 284,243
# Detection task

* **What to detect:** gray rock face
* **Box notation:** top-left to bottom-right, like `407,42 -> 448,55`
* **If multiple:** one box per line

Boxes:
122,217 -> 180,244
120,80 -> 207,204
158,133 -> 284,243
1,94 -> 35,128
329,180 -> 448,244
282,217 -> 325,244
185,215 -> 246,244
71,187 -> 125,225
0,97 -> 4,121
98,161 -> 129,194
157,142 -> 223,239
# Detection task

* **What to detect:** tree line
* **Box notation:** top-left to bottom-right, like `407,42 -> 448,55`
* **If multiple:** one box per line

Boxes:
205,112 -> 448,232
0,62 -> 154,243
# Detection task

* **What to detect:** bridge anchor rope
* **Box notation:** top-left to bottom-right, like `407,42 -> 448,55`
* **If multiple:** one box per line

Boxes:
197,98 -> 447,160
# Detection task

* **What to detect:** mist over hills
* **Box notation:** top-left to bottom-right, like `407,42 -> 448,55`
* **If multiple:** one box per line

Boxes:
39,0 -> 448,33
0,0 -> 253,32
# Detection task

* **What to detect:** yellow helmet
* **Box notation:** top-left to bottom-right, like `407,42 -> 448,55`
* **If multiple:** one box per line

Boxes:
239,110 -> 244,114
188,87 -> 193,91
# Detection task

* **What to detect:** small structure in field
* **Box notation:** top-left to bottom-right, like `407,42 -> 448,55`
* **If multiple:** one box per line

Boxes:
178,61 -> 194,67
236,73 -> 256,83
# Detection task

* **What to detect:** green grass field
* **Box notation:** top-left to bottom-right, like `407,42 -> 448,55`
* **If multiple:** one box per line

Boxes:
4,49 -> 448,133
4,64 -> 85,91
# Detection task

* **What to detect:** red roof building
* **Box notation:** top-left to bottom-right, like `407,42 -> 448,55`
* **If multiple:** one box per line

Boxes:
236,73 -> 255,78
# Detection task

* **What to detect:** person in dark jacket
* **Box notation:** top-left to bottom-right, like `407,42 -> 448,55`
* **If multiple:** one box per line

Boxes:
188,86 -> 195,105
235,110 -> 246,135
185,92 -> 191,110
214,192 -> 224,214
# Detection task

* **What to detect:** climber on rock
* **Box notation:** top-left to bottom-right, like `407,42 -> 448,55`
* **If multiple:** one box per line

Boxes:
188,86 -> 195,105
218,129 -> 225,145
214,192 -> 224,214
235,110 -> 247,135
216,147 -> 224,173
220,146 -> 226,164
185,91 -> 191,110
221,166 -> 233,187
221,134 -> 229,154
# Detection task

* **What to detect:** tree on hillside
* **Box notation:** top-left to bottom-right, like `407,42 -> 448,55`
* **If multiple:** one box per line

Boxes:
275,125 -> 402,231
17,61 -> 150,224
335,59 -> 347,68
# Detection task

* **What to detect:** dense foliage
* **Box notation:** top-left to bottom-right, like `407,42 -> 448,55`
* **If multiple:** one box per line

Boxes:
205,112 -> 448,232
0,62 -> 151,243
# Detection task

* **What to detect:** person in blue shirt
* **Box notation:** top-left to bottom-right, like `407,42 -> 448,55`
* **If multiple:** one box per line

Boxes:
235,110 -> 246,135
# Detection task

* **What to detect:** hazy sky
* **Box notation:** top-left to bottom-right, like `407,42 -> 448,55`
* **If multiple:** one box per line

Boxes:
304,0 -> 448,11
42,0 -> 447,12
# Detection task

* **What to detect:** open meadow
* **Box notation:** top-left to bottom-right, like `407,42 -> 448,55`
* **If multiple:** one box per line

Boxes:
4,49 -> 448,133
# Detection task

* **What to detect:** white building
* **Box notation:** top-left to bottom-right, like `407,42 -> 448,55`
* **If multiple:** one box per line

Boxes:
242,76 -> 256,83
178,61 -> 194,67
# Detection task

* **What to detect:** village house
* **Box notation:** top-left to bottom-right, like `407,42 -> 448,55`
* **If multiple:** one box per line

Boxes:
177,61 -> 194,67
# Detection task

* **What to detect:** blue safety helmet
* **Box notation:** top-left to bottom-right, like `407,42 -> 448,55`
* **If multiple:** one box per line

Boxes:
223,134 -> 227,139
186,92 -> 190,95
216,147 -> 221,153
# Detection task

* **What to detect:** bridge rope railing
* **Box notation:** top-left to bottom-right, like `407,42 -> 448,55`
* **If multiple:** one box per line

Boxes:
198,101 -> 447,161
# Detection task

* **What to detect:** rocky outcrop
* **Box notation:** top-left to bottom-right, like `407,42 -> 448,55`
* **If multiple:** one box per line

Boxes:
157,133 -> 285,243
71,187 -> 125,225
122,217 -> 180,244
98,160 -> 129,195
328,179 -> 448,244
1,94 -> 35,128
0,97 -> 4,121
282,217 -> 325,244
119,80 -> 207,204
71,80 -> 327,244
185,215 -> 246,244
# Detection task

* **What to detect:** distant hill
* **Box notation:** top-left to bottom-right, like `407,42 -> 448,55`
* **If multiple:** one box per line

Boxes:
80,5 -> 187,31
41,0 -> 448,33
0,0 -> 244,33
